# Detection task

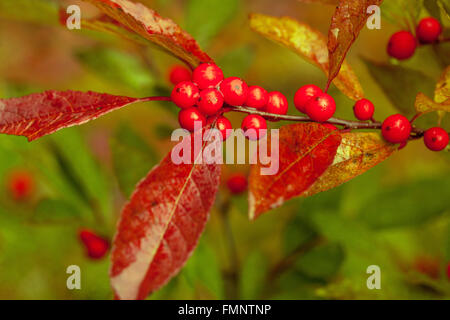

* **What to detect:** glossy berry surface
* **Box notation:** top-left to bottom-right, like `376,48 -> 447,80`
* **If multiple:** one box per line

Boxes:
171,81 -> 199,109
305,93 -> 336,122
424,127 -> 449,151
192,63 -> 223,89
387,31 -> 417,60
353,98 -> 375,121
294,84 -> 322,113
416,17 -> 442,43
381,114 -> 412,143
227,173 -> 248,194
168,65 -> 191,85
178,107 -> 206,132
241,114 -> 267,141
220,77 -> 249,106
208,116 -> 232,141
265,91 -> 288,115
197,88 -> 224,116
79,229 -> 109,260
8,170 -> 34,201
245,86 -> 268,110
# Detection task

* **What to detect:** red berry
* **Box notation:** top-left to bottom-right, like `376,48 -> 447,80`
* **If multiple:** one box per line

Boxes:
424,127 -> 449,151
416,17 -> 442,44
241,114 -> 267,141
294,84 -> 322,113
192,63 -> 224,89
353,98 -> 375,121
220,77 -> 249,106
387,31 -> 417,60
227,173 -> 248,194
8,170 -> 34,201
197,88 -> 224,116
79,229 -> 109,260
265,91 -> 288,115
447,263 -> 450,281
322,123 -> 338,131
168,65 -> 191,85
381,114 -> 412,144
171,81 -> 199,109
245,86 -> 268,110
178,107 -> 206,132
208,115 -> 232,140
305,93 -> 336,122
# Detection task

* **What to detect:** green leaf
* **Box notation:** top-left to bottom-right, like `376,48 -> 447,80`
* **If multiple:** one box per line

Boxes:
381,0 -> 424,29
185,0 -> 238,48
0,0 -> 58,25
76,48 -> 155,91
359,177 -> 450,229
239,251 -> 268,299
111,124 -> 157,197
283,215 -> 317,255
424,0 -> 443,21
217,46 -> 254,79
363,59 -> 435,116
32,199 -> 81,223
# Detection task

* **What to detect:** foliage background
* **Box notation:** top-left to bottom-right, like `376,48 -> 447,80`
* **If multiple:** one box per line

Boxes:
0,0 -> 449,299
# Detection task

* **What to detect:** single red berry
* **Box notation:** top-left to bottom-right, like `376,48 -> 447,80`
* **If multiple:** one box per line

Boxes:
220,77 -> 249,106
424,127 -> 449,151
416,17 -> 442,44
305,93 -> 336,122
414,256 -> 440,279
227,173 -> 248,194
387,31 -> 417,60
171,81 -> 199,109
245,86 -> 268,110
208,115 -> 232,140
294,84 -> 323,113
381,114 -> 412,144
197,88 -> 224,116
168,65 -> 192,85
265,91 -> 288,115
7,170 -> 34,201
192,63 -> 224,89
241,114 -> 267,141
353,98 -> 375,121
178,107 -> 206,132
79,229 -> 109,260
447,263 -> 450,281
322,123 -> 338,131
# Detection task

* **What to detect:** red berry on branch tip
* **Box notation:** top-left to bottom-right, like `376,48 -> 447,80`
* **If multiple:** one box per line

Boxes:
227,173 -> 248,194
387,31 -> 417,60
265,91 -> 288,116
416,17 -> 442,44
241,114 -> 267,141
79,229 -> 109,260
168,65 -> 191,85
171,81 -> 199,109
294,84 -> 322,114
424,127 -> 449,151
305,93 -> 336,122
192,63 -> 223,89
197,88 -> 224,116
178,107 -> 206,132
245,86 -> 268,110
381,114 -> 412,144
220,77 -> 249,106
353,98 -> 375,121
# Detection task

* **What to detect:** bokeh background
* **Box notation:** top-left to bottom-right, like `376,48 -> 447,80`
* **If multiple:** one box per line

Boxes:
0,0 -> 449,300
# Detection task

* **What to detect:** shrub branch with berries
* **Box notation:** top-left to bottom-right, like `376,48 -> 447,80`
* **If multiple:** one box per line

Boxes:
0,0 -> 449,299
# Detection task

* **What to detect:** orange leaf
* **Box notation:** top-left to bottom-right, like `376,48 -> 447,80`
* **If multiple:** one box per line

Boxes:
250,13 -> 363,101
248,123 -> 341,220
84,0 -> 212,68
302,131 -> 396,197
414,92 -> 450,116
327,0 -> 383,89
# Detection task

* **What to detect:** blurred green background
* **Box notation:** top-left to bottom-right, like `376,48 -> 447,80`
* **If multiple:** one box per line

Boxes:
0,0 -> 449,300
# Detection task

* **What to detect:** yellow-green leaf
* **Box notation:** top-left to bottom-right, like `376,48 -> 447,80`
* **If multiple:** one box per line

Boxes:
435,66 -> 450,103
414,92 -> 450,115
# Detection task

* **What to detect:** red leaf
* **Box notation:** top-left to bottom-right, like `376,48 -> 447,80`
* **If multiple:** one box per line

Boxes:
110,134 -> 221,300
0,90 -> 150,141
84,0 -> 213,68
248,123 -> 341,220
326,0 -> 383,89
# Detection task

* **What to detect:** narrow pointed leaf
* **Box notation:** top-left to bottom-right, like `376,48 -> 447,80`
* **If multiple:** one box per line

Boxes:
248,123 -> 341,220
110,135 -> 221,300
327,0 -> 383,89
84,0 -> 213,68
0,90 -> 148,141
249,13 -> 363,101
302,131 -> 396,197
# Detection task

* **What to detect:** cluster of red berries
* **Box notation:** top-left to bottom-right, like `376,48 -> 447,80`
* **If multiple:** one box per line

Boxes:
294,84 -> 336,122
388,17 -> 442,60
78,229 -> 109,260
